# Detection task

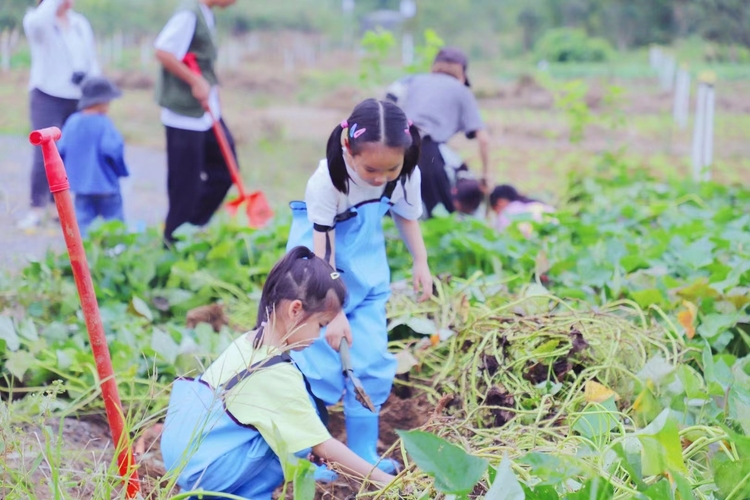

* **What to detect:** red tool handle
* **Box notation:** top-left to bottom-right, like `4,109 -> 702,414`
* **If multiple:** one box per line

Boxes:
29,127 -> 141,499
182,53 -> 246,198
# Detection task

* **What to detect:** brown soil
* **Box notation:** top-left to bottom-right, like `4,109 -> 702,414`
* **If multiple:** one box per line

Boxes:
6,388 -> 432,499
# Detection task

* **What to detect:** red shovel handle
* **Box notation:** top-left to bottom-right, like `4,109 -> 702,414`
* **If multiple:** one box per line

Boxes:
29,127 -> 141,499
181,52 -> 247,198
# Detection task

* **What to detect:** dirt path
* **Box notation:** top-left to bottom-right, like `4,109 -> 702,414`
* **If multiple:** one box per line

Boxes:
0,135 -> 167,272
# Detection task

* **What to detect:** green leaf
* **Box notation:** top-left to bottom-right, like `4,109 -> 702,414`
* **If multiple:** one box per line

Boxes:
697,314 -> 737,341
681,237 -> 715,269
398,430 -> 488,495
485,453 -> 524,500
518,452 -> 584,486
0,316 -> 20,352
636,410 -> 686,477
572,396 -> 618,439
642,479 -> 673,500
151,328 -> 178,365
566,477 -> 615,500
406,317 -> 436,335
630,289 -> 666,309
612,441 -> 647,491
292,459 -> 316,500
129,296 -> 153,322
713,457 -> 750,499
5,350 -> 37,380
17,319 -> 39,342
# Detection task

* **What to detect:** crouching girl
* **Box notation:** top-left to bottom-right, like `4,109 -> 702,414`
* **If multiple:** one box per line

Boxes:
161,246 -> 395,499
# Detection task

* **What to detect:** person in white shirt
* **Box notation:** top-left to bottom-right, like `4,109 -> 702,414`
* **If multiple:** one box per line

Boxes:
287,98 -> 433,475
154,0 -> 237,243
20,0 -> 99,229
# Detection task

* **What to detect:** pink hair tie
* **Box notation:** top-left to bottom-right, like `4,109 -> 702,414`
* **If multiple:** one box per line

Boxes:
341,120 -> 349,128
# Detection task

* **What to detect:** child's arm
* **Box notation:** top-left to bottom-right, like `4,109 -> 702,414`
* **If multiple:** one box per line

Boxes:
312,228 -> 352,351
313,438 -> 395,486
101,123 -> 129,178
392,213 -> 432,302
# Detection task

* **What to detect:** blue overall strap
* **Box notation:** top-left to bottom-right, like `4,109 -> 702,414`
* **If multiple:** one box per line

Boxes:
223,353 -> 293,391
223,352 -> 330,427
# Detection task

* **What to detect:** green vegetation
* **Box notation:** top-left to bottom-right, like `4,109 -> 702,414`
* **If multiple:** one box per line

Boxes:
1,152 -> 748,497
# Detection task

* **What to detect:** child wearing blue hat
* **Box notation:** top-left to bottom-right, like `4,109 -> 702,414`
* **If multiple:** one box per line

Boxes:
58,75 -> 129,236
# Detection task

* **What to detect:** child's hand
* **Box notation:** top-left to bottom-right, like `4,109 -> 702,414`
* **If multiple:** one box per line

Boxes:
191,76 -> 211,110
413,260 -> 433,302
325,311 -> 352,351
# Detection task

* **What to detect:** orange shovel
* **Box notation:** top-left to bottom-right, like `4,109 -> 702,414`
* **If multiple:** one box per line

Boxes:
183,52 -> 273,228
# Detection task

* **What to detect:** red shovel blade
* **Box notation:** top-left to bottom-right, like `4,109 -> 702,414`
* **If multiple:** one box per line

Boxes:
225,191 -> 274,229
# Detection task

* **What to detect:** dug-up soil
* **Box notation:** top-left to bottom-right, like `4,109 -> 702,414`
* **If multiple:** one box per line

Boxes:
1,388 -> 432,500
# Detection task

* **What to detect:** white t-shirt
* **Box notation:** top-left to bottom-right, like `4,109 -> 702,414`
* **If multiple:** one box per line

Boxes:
23,0 -> 100,99
305,159 -> 423,227
153,5 -> 221,131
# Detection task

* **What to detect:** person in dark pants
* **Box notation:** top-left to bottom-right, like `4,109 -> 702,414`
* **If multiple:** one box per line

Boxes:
21,0 -> 99,229
392,47 -> 491,218
154,0 -> 237,243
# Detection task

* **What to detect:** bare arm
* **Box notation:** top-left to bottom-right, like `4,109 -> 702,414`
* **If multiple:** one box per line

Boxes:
313,438 -> 395,486
475,129 -> 491,183
393,213 -> 432,302
155,49 -> 210,109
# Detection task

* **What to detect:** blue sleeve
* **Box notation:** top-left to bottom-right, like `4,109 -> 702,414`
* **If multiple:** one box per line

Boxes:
57,126 -> 68,162
100,120 -> 129,178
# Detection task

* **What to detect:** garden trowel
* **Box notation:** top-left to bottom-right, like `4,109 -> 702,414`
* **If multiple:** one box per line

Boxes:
339,338 -> 376,412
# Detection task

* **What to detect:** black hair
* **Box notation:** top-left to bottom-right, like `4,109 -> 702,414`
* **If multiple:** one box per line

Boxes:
255,246 -> 347,328
326,98 -> 421,194
490,184 -> 535,207
454,179 -> 483,214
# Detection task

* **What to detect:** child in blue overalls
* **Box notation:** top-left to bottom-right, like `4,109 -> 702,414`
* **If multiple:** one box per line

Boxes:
160,247 -> 395,499
287,98 -> 433,473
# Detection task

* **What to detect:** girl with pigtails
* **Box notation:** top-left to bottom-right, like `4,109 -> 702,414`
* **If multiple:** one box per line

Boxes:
287,98 -> 433,473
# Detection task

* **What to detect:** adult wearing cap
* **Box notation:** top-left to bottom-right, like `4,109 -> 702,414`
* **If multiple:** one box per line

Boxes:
20,0 -> 100,229
395,47 -> 490,218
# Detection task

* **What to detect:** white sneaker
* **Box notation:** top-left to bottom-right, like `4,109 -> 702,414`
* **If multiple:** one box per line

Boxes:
16,210 -> 42,230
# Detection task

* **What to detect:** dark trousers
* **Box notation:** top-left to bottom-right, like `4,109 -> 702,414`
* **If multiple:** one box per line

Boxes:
164,121 -> 235,241
419,136 -> 455,217
29,89 -> 79,207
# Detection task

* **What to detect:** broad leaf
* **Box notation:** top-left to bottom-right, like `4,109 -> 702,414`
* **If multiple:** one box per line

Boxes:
398,430 -> 488,495
572,396 -> 618,439
485,453 -> 524,500
129,296 -> 154,322
636,410 -> 686,477
5,350 -> 37,380
293,459 -> 316,500
151,328 -> 178,365
0,317 -> 20,352
406,317 -> 436,335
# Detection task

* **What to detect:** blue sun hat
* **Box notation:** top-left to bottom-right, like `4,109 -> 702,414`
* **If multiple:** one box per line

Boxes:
78,76 -> 122,110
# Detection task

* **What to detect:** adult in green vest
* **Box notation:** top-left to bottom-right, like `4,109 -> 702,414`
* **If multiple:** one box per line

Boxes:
154,0 -> 237,243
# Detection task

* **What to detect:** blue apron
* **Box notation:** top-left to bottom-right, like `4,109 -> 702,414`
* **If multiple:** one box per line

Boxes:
161,354 -> 326,500
286,181 -> 399,417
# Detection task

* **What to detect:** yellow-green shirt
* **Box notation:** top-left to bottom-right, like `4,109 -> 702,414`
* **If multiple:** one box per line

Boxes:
202,333 -> 331,457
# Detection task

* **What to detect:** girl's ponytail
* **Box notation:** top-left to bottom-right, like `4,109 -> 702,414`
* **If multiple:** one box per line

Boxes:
401,122 -> 422,180
326,123 -> 349,194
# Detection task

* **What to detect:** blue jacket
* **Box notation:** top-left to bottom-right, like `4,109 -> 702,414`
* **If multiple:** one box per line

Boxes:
58,112 -> 129,195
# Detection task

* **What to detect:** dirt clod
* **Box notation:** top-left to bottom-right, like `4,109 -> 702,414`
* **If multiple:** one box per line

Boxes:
483,385 -> 515,428
186,303 -> 229,332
